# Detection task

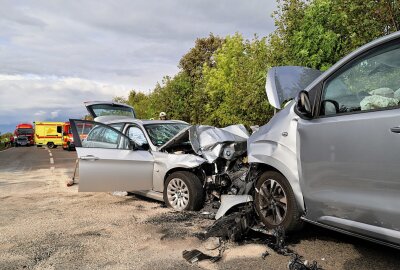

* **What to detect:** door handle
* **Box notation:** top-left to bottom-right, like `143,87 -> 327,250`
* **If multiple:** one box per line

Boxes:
390,127 -> 400,133
80,155 -> 99,161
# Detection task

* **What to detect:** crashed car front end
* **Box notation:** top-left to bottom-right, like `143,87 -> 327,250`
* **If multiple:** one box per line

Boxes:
157,124 -> 250,203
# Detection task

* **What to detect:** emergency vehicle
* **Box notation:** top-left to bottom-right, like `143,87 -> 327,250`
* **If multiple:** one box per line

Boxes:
62,122 -> 75,151
14,123 -> 34,146
34,122 -> 64,148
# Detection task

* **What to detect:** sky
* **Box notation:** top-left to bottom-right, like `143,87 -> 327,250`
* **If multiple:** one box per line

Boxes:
0,0 -> 277,134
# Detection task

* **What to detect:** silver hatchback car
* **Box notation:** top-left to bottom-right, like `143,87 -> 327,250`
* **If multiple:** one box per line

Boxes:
244,31 -> 400,248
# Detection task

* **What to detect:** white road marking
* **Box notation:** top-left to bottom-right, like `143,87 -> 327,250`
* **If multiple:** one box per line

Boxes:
50,157 -> 54,164
49,153 -> 53,157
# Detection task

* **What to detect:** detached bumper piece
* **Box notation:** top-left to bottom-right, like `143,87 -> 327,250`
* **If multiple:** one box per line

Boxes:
182,249 -> 222,264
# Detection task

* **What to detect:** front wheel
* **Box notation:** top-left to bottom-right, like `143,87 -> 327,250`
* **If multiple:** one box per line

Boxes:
254,171 -> 303,232
163,171 -> 204,211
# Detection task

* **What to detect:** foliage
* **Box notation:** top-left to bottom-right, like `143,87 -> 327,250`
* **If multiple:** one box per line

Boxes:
115,0 -> 400,127
271,0 -> 400,70
202,33 -> 273,126
179,34 -> 225,83
0,132 -> 13,140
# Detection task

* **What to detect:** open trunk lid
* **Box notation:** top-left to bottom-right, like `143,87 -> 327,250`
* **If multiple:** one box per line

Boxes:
84,101 -> 136,122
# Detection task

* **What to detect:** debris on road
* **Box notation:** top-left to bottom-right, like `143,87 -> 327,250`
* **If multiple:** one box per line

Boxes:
182,249 -> 222,263
66,159 -> 78,187
112,191 -> 128,196
288,254 -> 323,270
183,204 -> 324,269
200,203 -> 255,241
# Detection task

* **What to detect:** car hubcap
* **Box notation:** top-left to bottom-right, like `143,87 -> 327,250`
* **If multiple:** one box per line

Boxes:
258,179 -> 287,225
167,178 -> 189,211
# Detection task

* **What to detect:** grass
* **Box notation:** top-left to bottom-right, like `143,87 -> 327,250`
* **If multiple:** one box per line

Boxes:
0,142 -> 11,151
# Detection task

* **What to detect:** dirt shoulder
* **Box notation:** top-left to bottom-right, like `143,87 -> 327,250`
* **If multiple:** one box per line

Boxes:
1,166 -> 399,270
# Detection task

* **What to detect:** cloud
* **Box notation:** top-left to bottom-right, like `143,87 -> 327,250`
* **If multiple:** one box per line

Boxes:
0,0 -> 277,133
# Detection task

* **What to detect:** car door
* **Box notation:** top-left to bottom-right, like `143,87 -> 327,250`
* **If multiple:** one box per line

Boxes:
70,119 -> 153,192
298,40 -> 400,242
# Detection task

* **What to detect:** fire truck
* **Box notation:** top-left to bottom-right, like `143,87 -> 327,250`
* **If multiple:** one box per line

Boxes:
62,122 -> 75,151
14,123 -> 34,146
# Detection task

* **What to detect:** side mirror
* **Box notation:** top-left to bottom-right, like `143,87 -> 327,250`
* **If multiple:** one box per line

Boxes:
321,99 -> 340,115
295,90 -> 313,119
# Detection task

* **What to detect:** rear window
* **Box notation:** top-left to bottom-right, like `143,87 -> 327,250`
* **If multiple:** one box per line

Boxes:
90,104 -> 135,118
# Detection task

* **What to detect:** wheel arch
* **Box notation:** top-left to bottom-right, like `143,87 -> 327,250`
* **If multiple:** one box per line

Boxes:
164,166 -> 205,185
251,160 -> 306,212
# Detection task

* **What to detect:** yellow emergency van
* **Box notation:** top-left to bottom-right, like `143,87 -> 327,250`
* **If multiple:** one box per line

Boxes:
34,122 -> 65,148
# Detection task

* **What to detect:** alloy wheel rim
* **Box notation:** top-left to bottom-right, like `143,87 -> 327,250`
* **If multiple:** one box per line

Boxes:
167,178 -> 189,210
258,179 -> 287,225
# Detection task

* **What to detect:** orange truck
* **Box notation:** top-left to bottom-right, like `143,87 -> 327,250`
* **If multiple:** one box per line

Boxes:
62,122 -> 75,151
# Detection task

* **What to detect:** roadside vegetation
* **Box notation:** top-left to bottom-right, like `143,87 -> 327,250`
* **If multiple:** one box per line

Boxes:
114,0 -> 400,127
0,132 -> 13,151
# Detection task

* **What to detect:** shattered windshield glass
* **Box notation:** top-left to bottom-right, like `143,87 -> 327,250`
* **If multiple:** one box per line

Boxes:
144,123 -> 189,146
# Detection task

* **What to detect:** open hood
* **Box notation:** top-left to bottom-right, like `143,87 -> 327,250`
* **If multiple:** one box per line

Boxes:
84,101 -> 136,122
266,66 -> 323,109
159,124 -> 249,163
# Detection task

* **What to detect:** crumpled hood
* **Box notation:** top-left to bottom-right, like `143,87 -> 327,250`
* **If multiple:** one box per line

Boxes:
160,124 -> 250,163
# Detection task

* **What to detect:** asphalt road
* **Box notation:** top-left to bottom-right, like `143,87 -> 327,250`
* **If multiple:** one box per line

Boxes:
0,145 -> 77,173
1,146 -> 400,270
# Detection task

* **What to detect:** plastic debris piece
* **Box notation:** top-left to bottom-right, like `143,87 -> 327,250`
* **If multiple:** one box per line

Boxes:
112,191 -> 128,196
261,250 -> 270,260
201,211 -> 216,220
288,254 -> 323,270
201,204 -> 255,241
182,249 -> 222,264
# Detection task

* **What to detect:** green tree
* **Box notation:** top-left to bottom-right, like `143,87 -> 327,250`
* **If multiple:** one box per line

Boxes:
202,33 -> 273,127
271,0 -> 400,70
179,33 -> 224,83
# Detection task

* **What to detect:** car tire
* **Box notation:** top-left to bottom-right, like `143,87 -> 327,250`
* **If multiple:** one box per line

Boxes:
164,171 -> 204,211
254,171 -> 302,232
47,142 -> 55,149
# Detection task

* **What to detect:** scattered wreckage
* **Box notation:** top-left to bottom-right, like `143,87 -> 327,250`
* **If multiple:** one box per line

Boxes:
183,204 -> 323,270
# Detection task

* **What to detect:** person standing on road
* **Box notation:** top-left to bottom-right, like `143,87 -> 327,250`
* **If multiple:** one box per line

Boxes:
159,112 -> 168,120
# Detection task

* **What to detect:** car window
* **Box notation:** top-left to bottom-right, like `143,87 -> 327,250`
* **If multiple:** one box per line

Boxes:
86,126 -> 105,142
321,42 -> 400,116
80,122 -> 129,149
126,126 -> 148,146
144,123 -> 189,146
110,123 -> 124,131
102,128 -> 119,144
90,104 -> 135,118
